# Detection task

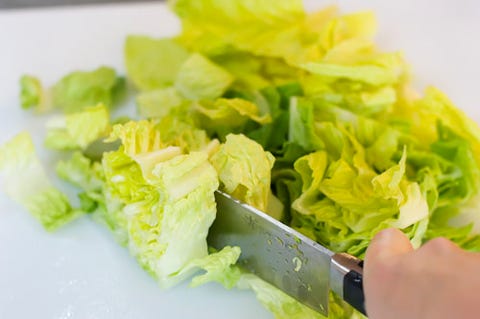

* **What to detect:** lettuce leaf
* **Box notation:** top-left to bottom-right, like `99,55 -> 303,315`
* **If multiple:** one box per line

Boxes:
0,132 -> 81,231
125,36 -> 189,91
210,134 -> 275,212
20,67 -> 124,114
97,120 -> 239,288
136,87 -> 184,118
194,98 -> 271,138
171,0 -> 376,67
291,136 -> 429,255
44,104 -> 110,150
20,75 -> 50,112
237,273 -> 323,319
174,53 -> 234,100
52,66 -> 124,113
178,246 -> 242,289
171,0 -> 308,64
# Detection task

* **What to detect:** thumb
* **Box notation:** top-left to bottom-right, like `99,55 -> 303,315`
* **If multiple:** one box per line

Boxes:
364,228 -> 413,318
365,228 -> 413,266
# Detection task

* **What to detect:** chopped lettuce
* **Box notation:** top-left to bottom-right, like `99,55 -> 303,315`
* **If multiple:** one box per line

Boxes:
125,36 -> 190,91
5,1 -> 480,319
171,1 -> 377,67
103,145 -> 221,287
52,66 -> 124,113
237,273 -> 323,319
0,132 -> 82,231
211,134 -> 275,212
194,98 -> 272,138
130,151 -> 219,287
93,120 -> 237,288
20,67 -> 125,114
171,0 -> 306,61
44,104 -> 110,150
136,87 -> 184,118
174,53 -> 234,100
178,246 -> 242,289
20,75 -> 49,112
56,152 -> 106,214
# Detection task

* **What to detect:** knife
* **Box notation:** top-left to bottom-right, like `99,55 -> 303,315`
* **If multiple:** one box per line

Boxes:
208,190 -> 366,317
84,140 -> 366,315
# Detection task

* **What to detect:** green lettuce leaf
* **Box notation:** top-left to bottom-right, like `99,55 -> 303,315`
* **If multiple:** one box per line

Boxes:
237,273 -> 323,319
172,1 -> 377,66
44,104 -> 110,150
109,118 -> 213,162
210,134 -> 275,212
156,115 -> 216,154
125,36 -> 190,91
100,119 -> 229,287
52,66 -> 124,113
177,246 -> 242,289
56,152 -> 104,191
0,132 -> 81,231
171,0 -> 307,63
413,86 -> 480,171
194,98 -> 271,138
291,141 -> 428,255
19,75 -> 50,112
174,53 -> 234,100
56,152 -> 106,213
136,87 -> 184,118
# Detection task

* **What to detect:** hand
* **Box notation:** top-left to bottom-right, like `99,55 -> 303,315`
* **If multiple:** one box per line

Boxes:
364,228 -> 480,319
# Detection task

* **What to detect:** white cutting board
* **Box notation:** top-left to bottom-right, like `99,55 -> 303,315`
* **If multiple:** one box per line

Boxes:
1,1 -> 480,318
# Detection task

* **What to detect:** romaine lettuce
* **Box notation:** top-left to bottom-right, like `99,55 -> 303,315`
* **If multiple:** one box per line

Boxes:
125,36 -> 189,91
5,1 -> 480,318
44,104 -> 110,150
0,132 -> 82,231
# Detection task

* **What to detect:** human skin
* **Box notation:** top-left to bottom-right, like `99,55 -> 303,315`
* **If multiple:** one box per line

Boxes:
364,228 -> 480,319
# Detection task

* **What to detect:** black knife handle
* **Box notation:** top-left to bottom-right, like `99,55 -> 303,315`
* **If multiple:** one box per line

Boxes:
331,253 -> 366,316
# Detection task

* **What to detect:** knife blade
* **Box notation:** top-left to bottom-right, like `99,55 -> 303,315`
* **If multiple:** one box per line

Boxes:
208,191 -> 366,316
82,139 -> 366,315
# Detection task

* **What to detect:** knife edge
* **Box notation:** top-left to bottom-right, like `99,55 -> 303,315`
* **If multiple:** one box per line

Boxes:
208,190 -> 333,315
209,190 -> 367,316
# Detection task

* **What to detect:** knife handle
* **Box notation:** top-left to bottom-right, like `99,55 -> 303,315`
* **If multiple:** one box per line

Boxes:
330,253 -> 366,316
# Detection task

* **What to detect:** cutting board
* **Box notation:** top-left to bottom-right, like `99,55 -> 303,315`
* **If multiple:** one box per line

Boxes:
1,1 -> 480,318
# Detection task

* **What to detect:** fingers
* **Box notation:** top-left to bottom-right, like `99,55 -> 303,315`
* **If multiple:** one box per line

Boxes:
364,228 -> 414,319
365,228 -> 413,265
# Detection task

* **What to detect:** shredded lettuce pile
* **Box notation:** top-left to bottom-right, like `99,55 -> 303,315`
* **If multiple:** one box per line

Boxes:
2,1 -> 480,318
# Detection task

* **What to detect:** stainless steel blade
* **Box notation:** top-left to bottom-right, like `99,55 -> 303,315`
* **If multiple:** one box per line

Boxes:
208,191 -> 334,315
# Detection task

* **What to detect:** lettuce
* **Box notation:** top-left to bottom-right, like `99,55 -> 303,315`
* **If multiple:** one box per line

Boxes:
52,66 -> 125,113
6,1 -> 480,318
20,67 -> 125,114
170,1 -> 377,66
237,273 -> 323,319
0,132 -> 82,231
127,151 -> 219,287
194,98 -> 271,138
177,246 -> 242,289
175,53 -> 234,100
171,0 -> 308,63
20,75 -> 49,112
44,104 -> 110,150
210,134 -> 275,212
125,36 -> 189,91
136,87 -> 184,118
97,120 -> 240,288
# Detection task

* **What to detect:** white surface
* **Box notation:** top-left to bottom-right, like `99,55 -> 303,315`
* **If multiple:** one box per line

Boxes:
1,1 -> 480,318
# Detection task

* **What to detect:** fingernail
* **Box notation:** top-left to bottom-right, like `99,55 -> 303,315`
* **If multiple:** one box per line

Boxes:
374,228 -> 397,244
